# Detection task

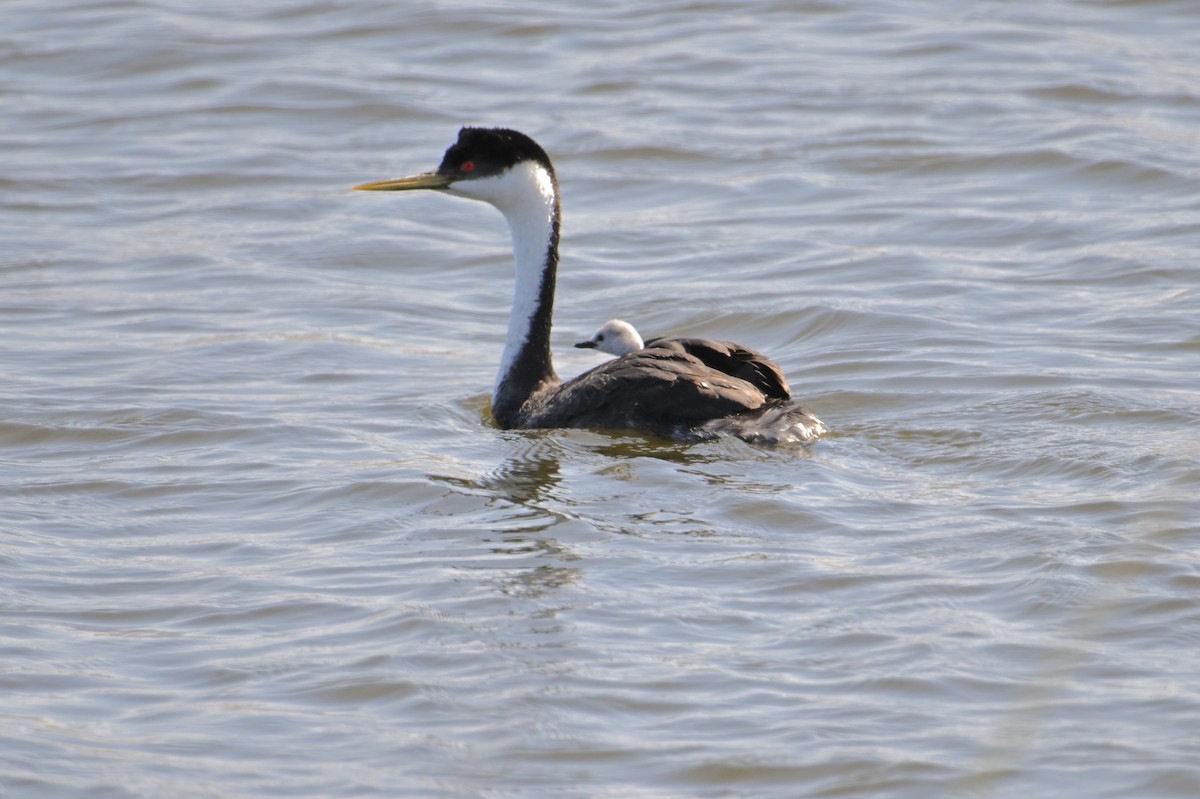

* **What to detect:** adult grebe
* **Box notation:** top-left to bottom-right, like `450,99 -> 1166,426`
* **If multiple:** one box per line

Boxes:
354,127 -> 825,445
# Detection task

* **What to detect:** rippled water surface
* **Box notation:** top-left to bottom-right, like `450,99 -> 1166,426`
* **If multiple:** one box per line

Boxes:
4,1 -> 1200,797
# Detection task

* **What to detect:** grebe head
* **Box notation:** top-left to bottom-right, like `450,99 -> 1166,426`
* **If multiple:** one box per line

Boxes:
353,127 -> 557,214
575,319 -> 645,356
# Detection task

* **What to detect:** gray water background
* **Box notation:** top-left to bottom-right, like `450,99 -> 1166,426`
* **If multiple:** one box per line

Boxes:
3,1 -> 1199,797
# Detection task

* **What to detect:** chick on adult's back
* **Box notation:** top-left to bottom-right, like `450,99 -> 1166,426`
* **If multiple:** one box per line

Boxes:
577,319 -> 792,402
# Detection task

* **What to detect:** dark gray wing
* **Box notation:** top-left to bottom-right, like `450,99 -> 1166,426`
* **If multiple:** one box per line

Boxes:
643,337 -> 791,401
524,344 -> 774,431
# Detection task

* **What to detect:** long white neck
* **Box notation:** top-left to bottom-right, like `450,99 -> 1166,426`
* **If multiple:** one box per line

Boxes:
495,163 -> 559,396
451,161 -> 561,426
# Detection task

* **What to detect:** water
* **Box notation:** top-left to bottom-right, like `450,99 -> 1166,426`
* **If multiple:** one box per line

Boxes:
3,1 -> 1200,797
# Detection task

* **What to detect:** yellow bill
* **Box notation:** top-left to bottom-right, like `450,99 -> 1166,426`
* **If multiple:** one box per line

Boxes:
353,172 -> 453,191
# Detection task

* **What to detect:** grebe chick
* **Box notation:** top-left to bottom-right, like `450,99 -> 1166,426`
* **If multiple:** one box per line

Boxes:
575,319 -> 644,355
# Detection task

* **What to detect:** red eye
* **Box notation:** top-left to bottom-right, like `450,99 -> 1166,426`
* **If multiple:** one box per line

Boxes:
461,160 -> 476,173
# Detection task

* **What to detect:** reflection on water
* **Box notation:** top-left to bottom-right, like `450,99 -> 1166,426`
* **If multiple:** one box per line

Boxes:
430,438 -> 585,600
437,437 -> 566,507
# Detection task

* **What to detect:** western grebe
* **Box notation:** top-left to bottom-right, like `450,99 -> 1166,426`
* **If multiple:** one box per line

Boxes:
354,127 -> 825,445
